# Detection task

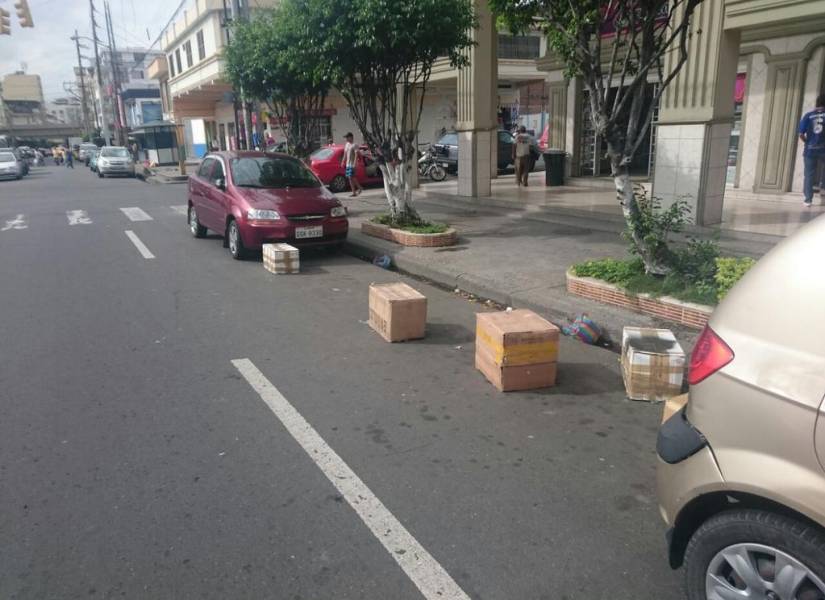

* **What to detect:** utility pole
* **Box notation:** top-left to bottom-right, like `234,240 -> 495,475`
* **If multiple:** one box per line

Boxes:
104,1 -> 123,145
71,30 -> 92,138
230,0 -> 254,150
89,0 -> 110,144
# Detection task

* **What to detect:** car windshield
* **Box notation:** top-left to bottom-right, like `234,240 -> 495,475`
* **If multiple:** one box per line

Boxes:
100,148 -> 130,158
310,148 -> 335,161
0,152 -> 16,162
230,156 -> 320,189
437,133 -> 458,146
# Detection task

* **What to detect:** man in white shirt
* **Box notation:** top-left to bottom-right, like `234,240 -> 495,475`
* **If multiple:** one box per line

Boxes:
340,132 -> 362,196
512,125 -> 532,187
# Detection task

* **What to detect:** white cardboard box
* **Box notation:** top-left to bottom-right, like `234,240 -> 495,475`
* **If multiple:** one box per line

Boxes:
263,243 -> 300,274
621,327 -> 685,402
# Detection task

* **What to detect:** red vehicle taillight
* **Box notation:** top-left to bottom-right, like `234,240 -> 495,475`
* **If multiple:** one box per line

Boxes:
687,325 -> 734,385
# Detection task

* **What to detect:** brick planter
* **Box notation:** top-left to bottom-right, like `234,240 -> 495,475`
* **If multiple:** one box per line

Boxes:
362,221 -> 458,248
566,270 -> 712,329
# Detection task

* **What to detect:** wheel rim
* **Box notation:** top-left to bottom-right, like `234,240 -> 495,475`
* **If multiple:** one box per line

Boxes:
229,222 -> 238,254
331,176 -> 346,192
189,207 -> 198,234
706,543 -> 825,600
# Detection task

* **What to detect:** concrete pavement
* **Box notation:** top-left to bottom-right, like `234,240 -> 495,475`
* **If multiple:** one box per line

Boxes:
1,164 -> 683,599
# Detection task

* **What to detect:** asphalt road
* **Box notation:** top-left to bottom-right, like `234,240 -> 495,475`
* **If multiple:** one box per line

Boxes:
0,164 -> 684,599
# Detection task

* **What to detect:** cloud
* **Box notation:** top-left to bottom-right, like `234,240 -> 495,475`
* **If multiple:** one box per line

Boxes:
0,0 -> 174,100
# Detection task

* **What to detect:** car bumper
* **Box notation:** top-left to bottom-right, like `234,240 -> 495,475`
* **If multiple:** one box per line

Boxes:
99,165 -> 135,175
239,218 -> 349,249
0,171 -> 19,179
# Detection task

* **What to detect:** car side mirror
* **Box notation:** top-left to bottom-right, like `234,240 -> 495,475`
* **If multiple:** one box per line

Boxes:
214,177 -> 226,190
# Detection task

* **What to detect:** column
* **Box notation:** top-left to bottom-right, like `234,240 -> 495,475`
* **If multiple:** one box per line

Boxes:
652,1 -> 740,225
456,0 -> 497,197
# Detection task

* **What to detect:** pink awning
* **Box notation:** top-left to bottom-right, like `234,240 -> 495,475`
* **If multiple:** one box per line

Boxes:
734,73 -> 746,104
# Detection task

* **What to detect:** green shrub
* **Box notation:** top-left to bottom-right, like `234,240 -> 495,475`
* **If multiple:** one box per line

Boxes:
571,258 -> 645,284
715,257 -> 756,301
622,191 -> 691,270
372,214 -> 449,234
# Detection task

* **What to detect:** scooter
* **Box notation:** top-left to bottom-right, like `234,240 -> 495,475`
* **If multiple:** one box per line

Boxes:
417,146 -> 447,182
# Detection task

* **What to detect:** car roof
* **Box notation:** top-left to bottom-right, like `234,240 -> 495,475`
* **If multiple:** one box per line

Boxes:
206,150 -> 297,160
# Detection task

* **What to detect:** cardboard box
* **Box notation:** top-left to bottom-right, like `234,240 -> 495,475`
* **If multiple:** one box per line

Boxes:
475,309 -> 559,391
661,394 -> 689,424
368,283 -> 427,342
263,243 -> 300,274
621,327 -> 685,402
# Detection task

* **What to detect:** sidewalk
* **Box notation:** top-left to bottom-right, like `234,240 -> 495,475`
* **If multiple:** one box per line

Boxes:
341,179 -> 782,351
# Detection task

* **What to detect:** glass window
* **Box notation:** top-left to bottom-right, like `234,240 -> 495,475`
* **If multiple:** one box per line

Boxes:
100,147 -> 130,158
196,30 -> 205,61
498,131 -> 513,143
230,157 -> 320,189
184,41 -> 193,68
438,133 -> 458,146
168,54 -> 175,77
175,48 -> 182,74
212,160 -> 225,180
0,152 -> 16,162
197,158 -> 215,179
497,35 -> 541,60
310,148 -> 335,161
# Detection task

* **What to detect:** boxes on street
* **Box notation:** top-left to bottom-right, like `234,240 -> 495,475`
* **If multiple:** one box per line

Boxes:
621,327 -> 685,402
475,309 -> 559,392
368,282 -> 427,342
263,243 -> 300,274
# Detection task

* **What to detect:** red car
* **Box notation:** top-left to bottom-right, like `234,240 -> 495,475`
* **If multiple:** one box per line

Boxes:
187,151 -> 349,259
309,144 -> 384,193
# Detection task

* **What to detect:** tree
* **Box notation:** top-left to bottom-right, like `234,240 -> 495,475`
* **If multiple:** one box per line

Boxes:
310,0 -> 476,221
491,0 -> 703,274
224,1 -> 331,158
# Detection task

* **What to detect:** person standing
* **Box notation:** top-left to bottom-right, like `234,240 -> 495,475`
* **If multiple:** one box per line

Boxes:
512,125 -> 532,187
340,132 -> 362,196
799,93 -> 825,207
65,148 -> 74,169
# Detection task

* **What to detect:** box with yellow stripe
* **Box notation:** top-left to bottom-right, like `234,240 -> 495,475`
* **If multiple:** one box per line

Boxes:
475,309 -> 559,392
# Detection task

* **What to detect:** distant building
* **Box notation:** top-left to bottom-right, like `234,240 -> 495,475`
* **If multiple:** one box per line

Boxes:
46,97 -> 84,125
0,72 -> 47,127
93,47 -> 163,135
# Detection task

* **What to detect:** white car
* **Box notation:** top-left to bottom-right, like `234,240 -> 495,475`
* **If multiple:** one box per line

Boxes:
97,147 -> 135,178
0,150 -> 22,180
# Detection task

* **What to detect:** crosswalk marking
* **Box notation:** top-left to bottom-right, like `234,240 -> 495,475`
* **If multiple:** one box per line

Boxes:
170,205 -> 188,215
124,230 -> 155,259
119,207 -> 153,222
67,210 -> 93,225
1,214 -> 27,231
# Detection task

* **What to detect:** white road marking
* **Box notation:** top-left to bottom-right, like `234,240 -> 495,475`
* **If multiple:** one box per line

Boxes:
231,358 -> 471,600
1,214 -> 27,231
66,210 -> 92,225
124,230 -> 155,259
119,207 -> 153,221
170,204 -> 188,215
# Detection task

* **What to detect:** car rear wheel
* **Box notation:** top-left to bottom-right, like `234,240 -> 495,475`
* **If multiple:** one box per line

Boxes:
98,171 -> 104,178
226,219 -> 248,260
685,509 -> 825,600
329,175 -> 348,193
189,205 -> 207,238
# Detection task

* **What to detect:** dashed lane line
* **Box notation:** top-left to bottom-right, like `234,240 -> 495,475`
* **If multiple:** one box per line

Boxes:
231,358 -> 471,600
124,230 -> 155,259
119,207 -> 153,222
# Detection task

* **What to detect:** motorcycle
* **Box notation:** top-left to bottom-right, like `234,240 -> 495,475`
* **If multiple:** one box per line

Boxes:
417,146 -> 447,182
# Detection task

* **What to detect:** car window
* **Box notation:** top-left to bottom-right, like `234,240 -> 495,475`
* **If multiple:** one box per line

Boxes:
438,133 -> 458,146
197,158 -> 215,179
212,160 -> 225,180
0,152 -> 16,162
230,157 -> 320,189
498,131 -> 514,143
100,148 -> 130,158
310,148 -> 335,161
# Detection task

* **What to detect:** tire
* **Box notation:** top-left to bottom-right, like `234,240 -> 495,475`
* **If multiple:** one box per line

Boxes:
226,219 -> 248,260
189,205 -> 207,238
98,171 -> 104,178
429,164 -> 447,182
329,175 -> 348,193
684,509 -> 825,600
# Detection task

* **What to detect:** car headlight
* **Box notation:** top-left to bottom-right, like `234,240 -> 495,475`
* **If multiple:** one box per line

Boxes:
330,206 -> 346,218
247,209 -> 280,221
98,159 -> 108,166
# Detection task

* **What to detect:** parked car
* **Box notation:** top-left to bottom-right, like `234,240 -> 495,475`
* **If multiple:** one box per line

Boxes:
97,146 -> 135,178
309,144 -> 383,193
12,149 -> 29,176
432,130 -> 540,174
89,149 -> 101,173
0,150 -> 22,180
79,143 -> 98,165
656,214 -> 825,600
188,151 -> 349,259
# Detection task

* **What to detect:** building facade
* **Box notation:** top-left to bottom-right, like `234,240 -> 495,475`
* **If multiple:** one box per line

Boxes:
0,72 -> 46,127
94,47 -> 162,138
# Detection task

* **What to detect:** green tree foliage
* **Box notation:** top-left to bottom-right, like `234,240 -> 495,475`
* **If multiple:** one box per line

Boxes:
491,0 -> 704,274
308,0 -> 476,219
224,1 -> 331,158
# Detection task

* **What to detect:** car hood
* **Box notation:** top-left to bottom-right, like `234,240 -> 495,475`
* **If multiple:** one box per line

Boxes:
234,186 -> 339,216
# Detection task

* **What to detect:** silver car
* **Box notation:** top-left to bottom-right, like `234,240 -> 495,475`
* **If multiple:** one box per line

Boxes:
97,146 -> 135,178
0,150 -> 22,180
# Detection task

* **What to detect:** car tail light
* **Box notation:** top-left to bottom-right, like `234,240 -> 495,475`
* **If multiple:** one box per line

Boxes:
687,326 -> 734,385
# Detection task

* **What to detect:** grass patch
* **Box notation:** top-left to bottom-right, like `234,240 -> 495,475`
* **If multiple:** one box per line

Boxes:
372,214 -> 449,234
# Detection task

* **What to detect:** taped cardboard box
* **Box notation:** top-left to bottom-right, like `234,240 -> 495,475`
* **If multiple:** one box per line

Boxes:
621,327 -> 685,402
368,282 -> 427,342
475,309 -> 559,391
263,243 -> 300,274
475,340 -> 557,392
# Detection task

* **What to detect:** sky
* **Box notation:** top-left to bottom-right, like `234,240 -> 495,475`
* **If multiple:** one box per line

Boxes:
0,0 -> 178,100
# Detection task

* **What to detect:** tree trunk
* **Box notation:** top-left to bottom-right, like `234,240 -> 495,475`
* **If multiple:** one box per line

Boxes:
378,158 -> 420,222
609,153 -> 668,276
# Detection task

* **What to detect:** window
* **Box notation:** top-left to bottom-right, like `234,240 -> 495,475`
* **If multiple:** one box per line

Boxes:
497,35 -> 541,60
197,158 -> 215,179
196,29 -> 205,61
168,54 -> 175,77
175,48 -> 182,74
230,157 -> 320,189
131,70 -> 144,80
184,41 -> 193,69
437,133 -> 458,146
212,159 -> 225,180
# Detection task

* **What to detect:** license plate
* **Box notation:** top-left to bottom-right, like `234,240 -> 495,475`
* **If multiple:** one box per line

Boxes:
295,225 -> 323,239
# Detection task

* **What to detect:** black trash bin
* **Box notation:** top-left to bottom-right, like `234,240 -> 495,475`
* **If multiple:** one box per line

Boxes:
543,149 -> 566,186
